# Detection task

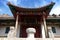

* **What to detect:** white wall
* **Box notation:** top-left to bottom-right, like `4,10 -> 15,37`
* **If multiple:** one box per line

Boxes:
0,26 -> 15,37
54,26 -> 60,35
48,26 -> 60,38
48,26 -> 60,34
0,27 -> 7,37
0,25 -> 20,37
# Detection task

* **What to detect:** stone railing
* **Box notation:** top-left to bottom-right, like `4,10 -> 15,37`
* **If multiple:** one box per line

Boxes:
54,35 -> 60,38
0,38 -> 60,40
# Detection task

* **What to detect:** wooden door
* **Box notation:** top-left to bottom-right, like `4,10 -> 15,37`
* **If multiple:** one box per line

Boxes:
20,25 -> 42,38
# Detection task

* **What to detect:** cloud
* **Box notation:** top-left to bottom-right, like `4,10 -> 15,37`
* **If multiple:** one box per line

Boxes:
50,6 -> 60,15
6,0 -> 53,8
7,0 -> 18,5
0,0 -> 60,16
34,0 -> 52,8
0,9 -> 2,12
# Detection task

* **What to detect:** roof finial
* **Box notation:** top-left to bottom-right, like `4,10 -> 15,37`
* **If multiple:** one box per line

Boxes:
7,2 -> 12,5
52,14 -> 56,17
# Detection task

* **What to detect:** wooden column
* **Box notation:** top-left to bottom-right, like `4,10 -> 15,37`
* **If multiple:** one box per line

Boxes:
41,23 -> 46,38
43,16 -> 48,38
15,13 -> 19,37
42,11 -> 48,38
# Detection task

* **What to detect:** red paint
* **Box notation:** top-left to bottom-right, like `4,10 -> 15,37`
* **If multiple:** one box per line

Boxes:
20,24 -> 42,38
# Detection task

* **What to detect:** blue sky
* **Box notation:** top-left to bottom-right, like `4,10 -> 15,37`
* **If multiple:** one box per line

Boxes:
0,0 -> 60,16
